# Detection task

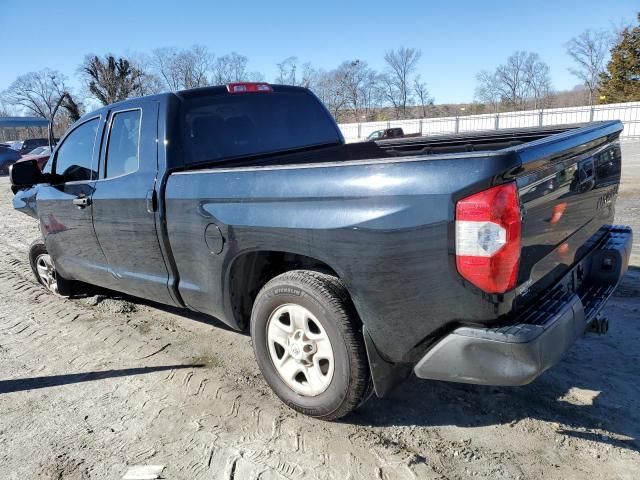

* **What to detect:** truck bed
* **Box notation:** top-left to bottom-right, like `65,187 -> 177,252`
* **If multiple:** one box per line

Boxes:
375,124 -> 586,155
180,123 -> 589,170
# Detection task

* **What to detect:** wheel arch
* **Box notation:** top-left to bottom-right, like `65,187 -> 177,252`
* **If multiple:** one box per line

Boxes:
224,249 -> 407,398
225,250 -> 345,331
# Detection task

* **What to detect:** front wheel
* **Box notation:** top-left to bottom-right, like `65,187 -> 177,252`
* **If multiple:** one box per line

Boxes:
28,240 -> 76,296
251,270 -> 371,420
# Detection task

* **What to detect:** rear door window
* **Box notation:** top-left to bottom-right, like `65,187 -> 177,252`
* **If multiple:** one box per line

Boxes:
104,109 -> 141,178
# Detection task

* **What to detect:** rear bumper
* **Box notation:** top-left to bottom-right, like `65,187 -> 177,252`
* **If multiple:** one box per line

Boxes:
414,225 -> 632,386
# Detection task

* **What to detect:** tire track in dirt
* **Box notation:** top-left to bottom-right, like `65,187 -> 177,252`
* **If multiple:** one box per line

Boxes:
0,225 -> 435,479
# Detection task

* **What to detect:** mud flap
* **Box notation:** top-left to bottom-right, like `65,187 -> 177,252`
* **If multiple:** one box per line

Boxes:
363,327 -> 411,397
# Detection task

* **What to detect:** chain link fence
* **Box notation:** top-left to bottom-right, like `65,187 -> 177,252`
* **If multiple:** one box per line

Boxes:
338,101 -> 640,142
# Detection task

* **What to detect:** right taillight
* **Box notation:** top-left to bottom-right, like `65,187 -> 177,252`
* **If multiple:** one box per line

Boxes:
455,182 -> 521,293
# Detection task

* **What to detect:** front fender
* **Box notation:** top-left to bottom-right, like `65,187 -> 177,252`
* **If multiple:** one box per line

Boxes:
12,186 -> 39,219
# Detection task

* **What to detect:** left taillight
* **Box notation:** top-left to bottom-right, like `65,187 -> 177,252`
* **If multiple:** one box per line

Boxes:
455,182 -> 521,293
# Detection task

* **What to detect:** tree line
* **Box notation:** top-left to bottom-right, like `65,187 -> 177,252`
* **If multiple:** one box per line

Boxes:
1,13 -> 638,134
476,15 -> 640,112
0,44 -> 433,131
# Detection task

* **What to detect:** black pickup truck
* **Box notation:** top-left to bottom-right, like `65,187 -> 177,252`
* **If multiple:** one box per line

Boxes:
10,83 -> 632,420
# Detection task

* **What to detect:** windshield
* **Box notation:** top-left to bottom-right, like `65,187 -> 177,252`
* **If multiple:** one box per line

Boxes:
28,147 -> 46,155
181,90 -> 341,165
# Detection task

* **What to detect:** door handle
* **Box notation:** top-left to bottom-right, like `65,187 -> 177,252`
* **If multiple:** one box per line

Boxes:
72,196 -> 91,208
146,189 -> 157,213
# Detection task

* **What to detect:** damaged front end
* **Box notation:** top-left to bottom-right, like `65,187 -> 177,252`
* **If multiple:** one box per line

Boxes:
12,185 -> 39,219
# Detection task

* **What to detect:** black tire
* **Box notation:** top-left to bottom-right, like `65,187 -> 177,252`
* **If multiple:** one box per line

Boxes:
28,239 -> 75,296
251,270 -> 371,420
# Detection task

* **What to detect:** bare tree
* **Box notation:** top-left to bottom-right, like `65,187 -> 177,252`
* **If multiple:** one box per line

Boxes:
334,60 -> 380,121
137,70 -> 165,96
361,73 -> 383,120
152,45 -> 212,91
382,47 -> 422,118
476,51 -> 552,111
474,70 -> 501,113
275,57 -> 316,88
494,51 -> 531,108
177,45 -> 211,89
152,47 -> 182,91
566,29 -> 611,105
2,69 -> 67,120
0,101 -> 12,117
0,97 -> 18,140
212,52 -> 263,84
0,100 -> 14,141
312,69 -> 348,122
380,74 -> 401,119
131,52 -> 167,95
81,54 -> 144,105
299,63 -> 317,89
276,56 -> 298,85
524,53 -> 552,108
413,75 -> 433,117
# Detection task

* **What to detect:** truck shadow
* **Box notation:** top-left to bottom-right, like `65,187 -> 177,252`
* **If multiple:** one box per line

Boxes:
351,374 -> 639,454
0,364 -> 201,395
73,273 -> 639,454
133,298 -> 244,335
350,270 -> 640,454
75,285 -> 243,335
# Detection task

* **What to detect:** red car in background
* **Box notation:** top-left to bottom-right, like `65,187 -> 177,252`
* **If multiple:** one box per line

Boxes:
16,146 -> 51,170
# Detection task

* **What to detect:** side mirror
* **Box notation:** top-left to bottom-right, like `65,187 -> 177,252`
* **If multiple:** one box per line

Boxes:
9,159 -> 45,191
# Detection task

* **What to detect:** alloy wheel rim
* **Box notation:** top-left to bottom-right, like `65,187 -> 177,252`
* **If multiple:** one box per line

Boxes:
35,254 -> 58,294
266,303 -> 335,396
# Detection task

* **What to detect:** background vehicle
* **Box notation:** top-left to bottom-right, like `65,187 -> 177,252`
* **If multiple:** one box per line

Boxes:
16,146 -> 51,170
0,145 -> 21,174
366,127 -> 420,141
19,137 -> 55,155
10,83 -> 632,420
2,140 -> 23,151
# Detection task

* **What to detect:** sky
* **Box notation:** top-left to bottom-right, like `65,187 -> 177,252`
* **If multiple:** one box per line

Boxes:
0,0 -> 637,105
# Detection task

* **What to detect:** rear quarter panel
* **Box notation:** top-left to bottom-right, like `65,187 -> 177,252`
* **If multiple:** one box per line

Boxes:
165,153 -> 519,363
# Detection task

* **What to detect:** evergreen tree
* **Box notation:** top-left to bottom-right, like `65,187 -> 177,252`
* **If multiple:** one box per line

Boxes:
599,14 -> 640,103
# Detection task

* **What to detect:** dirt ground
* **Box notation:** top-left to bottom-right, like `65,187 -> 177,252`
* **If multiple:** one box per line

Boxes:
0,142 -> 639,480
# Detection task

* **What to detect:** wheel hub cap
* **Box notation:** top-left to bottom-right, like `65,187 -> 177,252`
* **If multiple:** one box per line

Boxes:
266,304 -> 335,396
287,329 -> 317,363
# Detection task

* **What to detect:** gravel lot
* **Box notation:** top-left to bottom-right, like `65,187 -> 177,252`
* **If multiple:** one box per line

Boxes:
0,141 -> 638,480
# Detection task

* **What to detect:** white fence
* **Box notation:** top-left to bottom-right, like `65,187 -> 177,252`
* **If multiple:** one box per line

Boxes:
338,101 -> 640,142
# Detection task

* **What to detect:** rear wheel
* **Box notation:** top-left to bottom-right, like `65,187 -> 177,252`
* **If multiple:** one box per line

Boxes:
251,270 -> 371,420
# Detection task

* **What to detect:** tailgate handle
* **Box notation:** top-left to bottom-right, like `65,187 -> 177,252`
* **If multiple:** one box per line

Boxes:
575,159 -> 596,193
